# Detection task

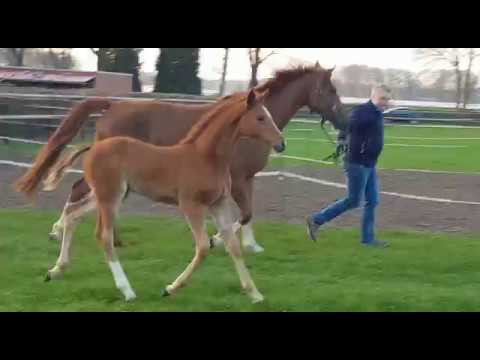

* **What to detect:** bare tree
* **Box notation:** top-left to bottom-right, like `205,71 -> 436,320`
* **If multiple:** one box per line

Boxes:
0,48 -> 27,66
415,48 -> 464,108
1,48 -> 76,69
429,70 -> 455,101
462,48 -> 480,108
219,48 -> 230,96
248,48 -> 277,88
25,48 -> 75,69
338,64 -> 368,97
90,48 -> 116,71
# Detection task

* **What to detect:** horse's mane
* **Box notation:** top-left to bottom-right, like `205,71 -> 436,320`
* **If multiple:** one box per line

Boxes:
255,64 -> 325,94
179,92 -> 247,145
179,64 -> 326,146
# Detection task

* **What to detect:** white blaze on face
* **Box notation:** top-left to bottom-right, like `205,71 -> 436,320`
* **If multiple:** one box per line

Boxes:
262,105 -> 273,123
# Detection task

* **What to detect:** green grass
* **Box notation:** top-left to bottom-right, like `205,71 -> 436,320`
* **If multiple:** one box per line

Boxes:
268,120 -> 480,173
0,141 -> 43,159
2,209 -> 480,312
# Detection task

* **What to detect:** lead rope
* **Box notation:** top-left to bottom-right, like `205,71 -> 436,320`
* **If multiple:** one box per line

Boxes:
320,117 -> 344,164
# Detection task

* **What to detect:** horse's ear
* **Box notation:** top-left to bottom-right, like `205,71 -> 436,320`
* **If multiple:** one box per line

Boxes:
247,89 -> 257,108
328,66 -> 336,73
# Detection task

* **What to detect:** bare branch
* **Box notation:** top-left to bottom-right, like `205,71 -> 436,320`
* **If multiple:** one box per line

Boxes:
258,50 -> 276,64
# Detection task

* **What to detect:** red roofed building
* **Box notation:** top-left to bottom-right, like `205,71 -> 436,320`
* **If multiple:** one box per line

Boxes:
0,66 -> 133,95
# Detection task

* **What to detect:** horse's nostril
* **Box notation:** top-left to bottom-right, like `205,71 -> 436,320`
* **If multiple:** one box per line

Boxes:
274,140 -> 286,153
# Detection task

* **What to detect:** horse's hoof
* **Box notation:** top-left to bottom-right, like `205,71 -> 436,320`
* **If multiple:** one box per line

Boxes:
251,294 -> 265,304
244,243 -> 265,254
44,273 -> 52,282
162,288 -> 171,297
124,292 -> 137,302
209,235 -> 225,249
209,237 -> 215,249
48,233 -> 60,242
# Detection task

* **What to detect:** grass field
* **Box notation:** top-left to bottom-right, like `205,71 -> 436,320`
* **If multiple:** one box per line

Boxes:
268,120 -> 480,173
3,120 -> 480,173
2,209 -> 480,312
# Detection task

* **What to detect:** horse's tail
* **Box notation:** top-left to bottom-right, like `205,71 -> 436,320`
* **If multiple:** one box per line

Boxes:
14,98 -> 111,199
42,145 -> 91,193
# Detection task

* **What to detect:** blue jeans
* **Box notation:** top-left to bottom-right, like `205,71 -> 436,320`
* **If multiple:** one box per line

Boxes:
312,162 -> 380,244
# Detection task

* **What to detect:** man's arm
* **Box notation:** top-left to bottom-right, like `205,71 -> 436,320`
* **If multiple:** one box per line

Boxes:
336,116 -> 350,157
336,107 -> 372,157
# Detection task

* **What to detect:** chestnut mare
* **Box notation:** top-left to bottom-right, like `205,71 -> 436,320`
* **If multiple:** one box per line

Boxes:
15,63 -> 345,253
36,90 -> 283,303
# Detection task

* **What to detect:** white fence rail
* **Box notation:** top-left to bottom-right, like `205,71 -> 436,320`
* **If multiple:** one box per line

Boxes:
2,92 -> 480,133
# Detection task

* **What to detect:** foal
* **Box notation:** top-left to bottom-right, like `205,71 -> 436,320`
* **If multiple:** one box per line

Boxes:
43,89 -> 284,303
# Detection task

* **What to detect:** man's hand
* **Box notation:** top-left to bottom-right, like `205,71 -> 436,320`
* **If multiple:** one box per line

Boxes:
335,129 -> 347,158
336,139 -> 347,157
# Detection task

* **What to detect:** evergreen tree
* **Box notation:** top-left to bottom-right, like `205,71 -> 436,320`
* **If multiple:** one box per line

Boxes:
91,48 -> 142,92
111,48 -> 142,92
154,48 -> 201,94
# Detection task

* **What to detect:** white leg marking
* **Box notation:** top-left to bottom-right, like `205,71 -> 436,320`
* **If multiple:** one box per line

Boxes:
241,221 -> 264,253
108,261 -> 136,301
48,192 -> 98,279
211,221 -> 241,248
231,256 -> 264,303
50,211 -> 65,241
232,221 -> 241,233
210,197 -> 264,303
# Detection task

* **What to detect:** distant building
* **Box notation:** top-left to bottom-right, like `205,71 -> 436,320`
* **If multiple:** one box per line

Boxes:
0,66 -> 133,96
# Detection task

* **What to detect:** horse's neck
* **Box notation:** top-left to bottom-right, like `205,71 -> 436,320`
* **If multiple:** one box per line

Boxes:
195,114 -> 238,167
265,78 -> 310,131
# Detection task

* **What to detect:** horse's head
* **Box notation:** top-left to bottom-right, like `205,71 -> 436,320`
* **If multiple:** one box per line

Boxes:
306,62 -> 347,131
238,89 -> 285,153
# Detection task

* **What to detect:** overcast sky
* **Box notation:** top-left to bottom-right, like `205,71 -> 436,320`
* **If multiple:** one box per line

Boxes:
72,48 -> 420,80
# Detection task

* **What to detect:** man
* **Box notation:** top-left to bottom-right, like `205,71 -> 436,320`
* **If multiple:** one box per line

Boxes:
306,84 -> 392,247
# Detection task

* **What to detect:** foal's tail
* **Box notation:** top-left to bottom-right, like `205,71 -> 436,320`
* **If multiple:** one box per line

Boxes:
14,98 -> 111,199
42,146 -> 91,193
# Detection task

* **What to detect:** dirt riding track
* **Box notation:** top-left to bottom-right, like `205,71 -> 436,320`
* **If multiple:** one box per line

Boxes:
2,160 -> 480,235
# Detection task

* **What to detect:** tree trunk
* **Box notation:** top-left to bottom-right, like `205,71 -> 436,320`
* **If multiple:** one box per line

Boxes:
9,48 -> 25,66
249,64 -> 259,88
248,48 -> 261,89
463,49 -> 474,109
454,56 -> 462,109
219,48 -> 229,96
16,49 -> 24,66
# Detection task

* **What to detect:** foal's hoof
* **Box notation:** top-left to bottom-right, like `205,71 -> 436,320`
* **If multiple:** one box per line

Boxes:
45,268 -> 63,282
48,232 -> 60,242
209,235 -> 225,249
113,240 -> 123,248
244,243 -> 265,254
124,291 -> 137,302
209,237 -> 215,249
162,288 -> 171,297
251,294 -> 265,304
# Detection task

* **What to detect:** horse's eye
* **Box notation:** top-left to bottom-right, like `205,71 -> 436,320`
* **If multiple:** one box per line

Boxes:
258,116 -> 265,122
